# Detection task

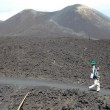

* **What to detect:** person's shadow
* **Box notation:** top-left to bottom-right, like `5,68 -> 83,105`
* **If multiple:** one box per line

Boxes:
89,89 -> 96,91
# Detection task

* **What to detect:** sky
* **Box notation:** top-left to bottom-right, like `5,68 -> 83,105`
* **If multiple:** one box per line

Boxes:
0,0 -> 110,21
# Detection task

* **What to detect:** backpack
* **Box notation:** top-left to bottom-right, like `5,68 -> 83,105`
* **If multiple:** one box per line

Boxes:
93,70 -> 100,79
90,69 -> 97,79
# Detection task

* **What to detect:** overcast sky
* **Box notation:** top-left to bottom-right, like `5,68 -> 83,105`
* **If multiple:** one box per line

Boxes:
0,0 -> 110,20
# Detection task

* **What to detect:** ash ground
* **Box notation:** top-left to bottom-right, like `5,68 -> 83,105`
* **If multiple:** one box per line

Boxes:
0,36 -> 110,88
0,84 -> 110,110
0,36 -> 110,109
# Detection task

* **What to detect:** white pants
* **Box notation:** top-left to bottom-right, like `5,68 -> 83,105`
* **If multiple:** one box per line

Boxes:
89,79 -> 100,91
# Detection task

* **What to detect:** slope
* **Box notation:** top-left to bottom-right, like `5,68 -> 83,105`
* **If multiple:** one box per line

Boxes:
52,4 -> 110,39
0,4 -> 110,39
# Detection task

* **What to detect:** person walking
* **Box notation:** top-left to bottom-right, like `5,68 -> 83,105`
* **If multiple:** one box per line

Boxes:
89,67 -> 100,92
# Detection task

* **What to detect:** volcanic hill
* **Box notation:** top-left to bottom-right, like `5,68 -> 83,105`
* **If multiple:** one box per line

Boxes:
0,4 -> 110,39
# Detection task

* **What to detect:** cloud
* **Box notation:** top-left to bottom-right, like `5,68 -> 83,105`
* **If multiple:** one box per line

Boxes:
72,0 -> 110,7
1,0 -> 75,11
0,11 -> 17,20
1,0 -> 109,11
0,0 -> 70,11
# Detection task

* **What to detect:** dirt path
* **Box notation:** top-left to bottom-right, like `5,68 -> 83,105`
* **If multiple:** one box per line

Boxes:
0,77 -> 110,95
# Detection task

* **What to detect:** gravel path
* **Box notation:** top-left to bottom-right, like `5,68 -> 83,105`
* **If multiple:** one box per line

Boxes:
0,77 -> 110,95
